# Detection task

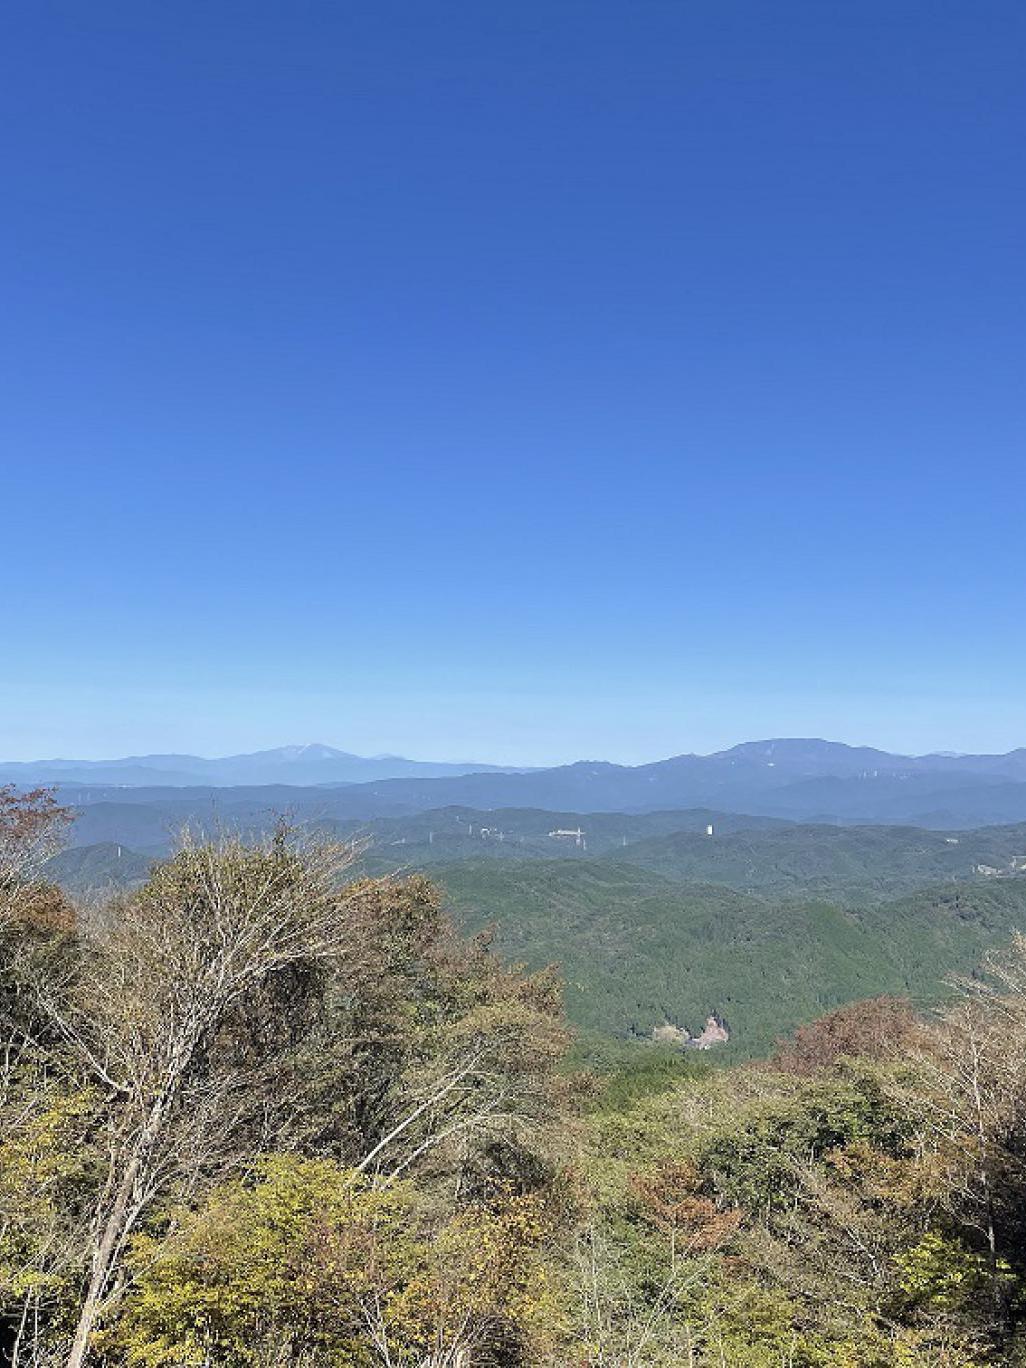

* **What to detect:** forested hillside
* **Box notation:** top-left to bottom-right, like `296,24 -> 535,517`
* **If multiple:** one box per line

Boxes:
438,859 -> 1026,1052
8,788 -> 1026,1365
44,802 -> 1026,1056
610,822 -> 1026,900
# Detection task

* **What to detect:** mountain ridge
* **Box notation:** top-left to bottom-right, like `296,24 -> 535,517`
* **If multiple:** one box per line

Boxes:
0,744 -> 521,788
317,741 -> 1026,824
8,738 -> 1026,826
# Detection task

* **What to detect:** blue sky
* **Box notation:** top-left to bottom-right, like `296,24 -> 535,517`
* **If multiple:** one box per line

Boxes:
3,1 -> 1024,764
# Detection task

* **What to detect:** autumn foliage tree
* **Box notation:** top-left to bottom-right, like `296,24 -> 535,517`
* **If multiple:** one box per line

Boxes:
769,994 -> 920,1075
0,827 -> 569,1368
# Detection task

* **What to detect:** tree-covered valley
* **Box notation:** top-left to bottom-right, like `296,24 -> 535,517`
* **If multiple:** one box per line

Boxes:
45,788 -> 1026,1058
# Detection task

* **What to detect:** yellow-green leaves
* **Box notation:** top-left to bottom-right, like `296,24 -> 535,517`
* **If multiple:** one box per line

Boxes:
114,1157 -> 557,1368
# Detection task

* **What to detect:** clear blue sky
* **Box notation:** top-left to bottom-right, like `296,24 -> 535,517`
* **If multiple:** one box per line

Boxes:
3,1 -> 1025,764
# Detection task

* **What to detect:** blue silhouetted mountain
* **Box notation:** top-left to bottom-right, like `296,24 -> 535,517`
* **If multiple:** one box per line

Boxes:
0,743 -> 520,788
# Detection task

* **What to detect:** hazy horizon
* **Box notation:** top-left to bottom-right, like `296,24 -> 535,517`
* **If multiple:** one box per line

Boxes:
3,729 -> 1026,770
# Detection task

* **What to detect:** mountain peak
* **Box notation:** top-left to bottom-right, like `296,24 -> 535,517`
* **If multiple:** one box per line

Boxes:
715,738 -> 908,763
258,743 -> 353,761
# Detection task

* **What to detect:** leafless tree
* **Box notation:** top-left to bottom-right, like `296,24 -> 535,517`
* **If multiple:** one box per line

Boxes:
27,830 -> 366,1368
900,934 -> 1026,1330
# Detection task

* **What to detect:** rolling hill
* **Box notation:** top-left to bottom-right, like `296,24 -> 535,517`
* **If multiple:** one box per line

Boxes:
46,801 -> 1026,1056
610,822 -> 1026,900
436,859 -> 1026,1054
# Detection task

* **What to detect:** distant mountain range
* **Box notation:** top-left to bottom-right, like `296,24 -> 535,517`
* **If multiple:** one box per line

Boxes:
9,737 -> 1026,828
0,743 -> 520,788
333,739 -> 1026,824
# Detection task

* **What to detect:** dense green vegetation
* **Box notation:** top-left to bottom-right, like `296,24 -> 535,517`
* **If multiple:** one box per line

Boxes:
46,807 -> 1026,1056
612,822 -> 1026,900
9,788 -> 1026,1364
46,841 -> 152,889
438,858 -> 1026,1054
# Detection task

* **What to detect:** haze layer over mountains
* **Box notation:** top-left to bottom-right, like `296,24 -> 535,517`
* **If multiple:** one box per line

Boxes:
0,742 -> 519,787
10,737 -> 1026,827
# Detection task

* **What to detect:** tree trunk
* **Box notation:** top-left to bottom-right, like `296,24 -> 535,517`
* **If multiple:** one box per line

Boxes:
65,1149 -> 141,1368
66,1090 -> 171,1368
